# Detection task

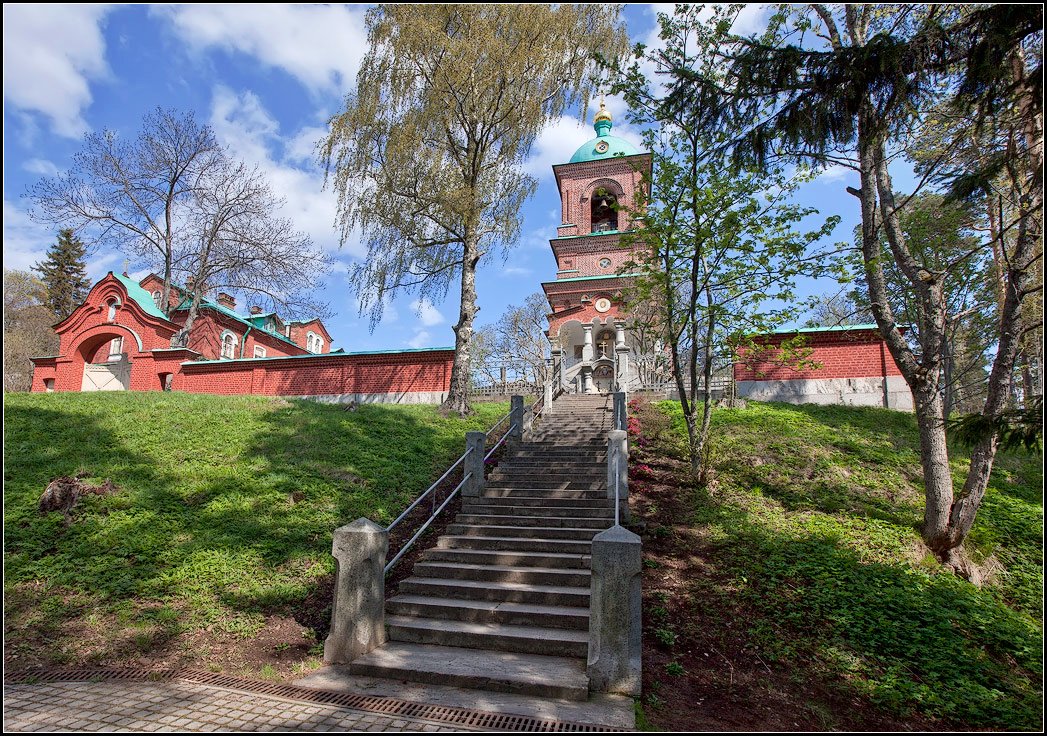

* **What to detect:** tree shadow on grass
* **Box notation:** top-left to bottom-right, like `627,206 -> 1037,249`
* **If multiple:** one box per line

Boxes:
669,481 -> 1043,731
4,396 -> 504,667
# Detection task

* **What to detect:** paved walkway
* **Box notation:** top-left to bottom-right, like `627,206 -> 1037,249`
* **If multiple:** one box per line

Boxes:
3,680 -> 480,732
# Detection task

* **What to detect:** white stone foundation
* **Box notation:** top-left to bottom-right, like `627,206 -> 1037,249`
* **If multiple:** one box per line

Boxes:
737,376 -> 913,411
295,391 -> 449,405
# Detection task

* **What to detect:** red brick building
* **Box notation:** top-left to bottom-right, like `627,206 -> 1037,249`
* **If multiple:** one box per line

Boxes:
734,325 -> 913,410
30,272 -> 453,403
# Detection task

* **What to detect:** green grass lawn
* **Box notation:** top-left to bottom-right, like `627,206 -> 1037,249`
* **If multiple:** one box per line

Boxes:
4,392 -> 507,673
633,400 -> 1042,731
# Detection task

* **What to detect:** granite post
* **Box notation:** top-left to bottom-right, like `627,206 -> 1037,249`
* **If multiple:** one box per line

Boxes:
509,395 -> 524,446
323,518 -> 388,664
464,431 -> 486,497
587,524 -> 642,695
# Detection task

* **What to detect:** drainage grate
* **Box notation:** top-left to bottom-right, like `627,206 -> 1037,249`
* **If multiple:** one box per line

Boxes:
4,667 -> 625,732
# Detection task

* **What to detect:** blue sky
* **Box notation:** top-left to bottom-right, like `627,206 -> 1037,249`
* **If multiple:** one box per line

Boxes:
3,4 -> 864,352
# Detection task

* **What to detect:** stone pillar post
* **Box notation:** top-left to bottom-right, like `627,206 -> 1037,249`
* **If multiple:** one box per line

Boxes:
587,524 -> 642,695
464,431 -> 486,497
607,429 -> 629,523
614,321 -> 626,348
615,347 -> 630,391
612,391 -> 627,432
581,324 -> 594,363
323,518 -> 388,664
510,395 -> 524,446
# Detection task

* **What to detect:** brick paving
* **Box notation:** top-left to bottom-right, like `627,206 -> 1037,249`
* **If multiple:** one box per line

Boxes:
3,680 -> 482,732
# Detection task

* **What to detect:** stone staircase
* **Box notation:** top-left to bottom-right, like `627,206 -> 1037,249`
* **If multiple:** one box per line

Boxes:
348,394 -> 615,700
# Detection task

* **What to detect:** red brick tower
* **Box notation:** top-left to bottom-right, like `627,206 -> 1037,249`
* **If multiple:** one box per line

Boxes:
542,103 -> 652,393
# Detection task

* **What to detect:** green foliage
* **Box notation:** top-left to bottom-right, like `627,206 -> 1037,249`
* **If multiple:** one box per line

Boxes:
33,228 -> 90,320
608,4 -> 843,470
3,393 -> 506,662
665,661 -> 686,677
653,626 -> 678,649
653,400 -> 1043,729
946,399 -> 1043,454
3,269 -> 60,392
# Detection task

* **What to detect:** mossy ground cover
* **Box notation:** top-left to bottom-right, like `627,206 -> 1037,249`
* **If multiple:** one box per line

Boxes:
4,392 -> 506,677
631,399 -> 1042,731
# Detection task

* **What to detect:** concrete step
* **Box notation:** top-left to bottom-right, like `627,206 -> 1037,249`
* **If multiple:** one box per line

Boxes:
484,477 -> 604,490
413,561 -> 591,587
386,594 -> 590,630
481,487 -> 607,499
447,523 -> 604,540
386,615 -> 589,658
467,496 -> 614,509
436,535 -> 592,554
455,514 -> 611,530
348,642 -> 589,701
421,547 -> 590,569
461,503 -> 613,519
398,577 -> 590,607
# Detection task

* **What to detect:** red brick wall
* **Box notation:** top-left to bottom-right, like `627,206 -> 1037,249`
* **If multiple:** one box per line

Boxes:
554,156 -> 651,235
177,351 -> 453,397
169,311 -> 306,360
733,330 -> 902,381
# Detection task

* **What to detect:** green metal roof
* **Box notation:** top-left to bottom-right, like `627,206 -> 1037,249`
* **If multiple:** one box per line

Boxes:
114,272 -> 169,320
545,272 -> 643,284
772,323 -> 882,335
567,111 -> 644,164
175,295 -> 300,347
551,229 -> 636,241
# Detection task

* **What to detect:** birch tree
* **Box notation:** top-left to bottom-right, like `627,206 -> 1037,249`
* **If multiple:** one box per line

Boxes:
320,4 -> 628,414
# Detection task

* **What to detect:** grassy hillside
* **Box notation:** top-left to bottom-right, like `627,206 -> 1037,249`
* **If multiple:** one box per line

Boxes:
4,392 -> 506,676
631,399 -> 1042,731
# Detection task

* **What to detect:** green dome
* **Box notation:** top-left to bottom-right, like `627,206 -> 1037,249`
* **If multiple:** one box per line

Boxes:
568,103 -> 642,163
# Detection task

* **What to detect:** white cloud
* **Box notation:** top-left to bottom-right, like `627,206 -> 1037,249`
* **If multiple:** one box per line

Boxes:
2,199 -> 124,280
409,298 -> 444,327
208,86 -> 356,258
2,200 -> 51,271
817,164 -> 855,184
407,329 -> 431,349
2,5 -> 111,138
522,111 -> 646,178
156,5 -> 368,94
22,158 -> 59,177
502,266 -> 532,277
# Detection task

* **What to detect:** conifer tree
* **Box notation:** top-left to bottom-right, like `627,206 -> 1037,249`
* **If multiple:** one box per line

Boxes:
33,228 -> 91,320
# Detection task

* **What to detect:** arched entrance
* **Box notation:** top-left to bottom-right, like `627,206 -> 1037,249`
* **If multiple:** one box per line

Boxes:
75,331 -> 132,391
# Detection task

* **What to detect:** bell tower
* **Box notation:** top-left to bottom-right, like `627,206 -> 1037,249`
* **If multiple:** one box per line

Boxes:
541,103 -> 652,394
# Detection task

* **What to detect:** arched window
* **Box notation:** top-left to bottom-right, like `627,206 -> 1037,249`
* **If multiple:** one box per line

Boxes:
107,337 -> 124,361
307,331 -> 321,354
107,299 -> 120,321
220,331 -> 237,359
590,188 -> 618,233
152,290 -> 163,308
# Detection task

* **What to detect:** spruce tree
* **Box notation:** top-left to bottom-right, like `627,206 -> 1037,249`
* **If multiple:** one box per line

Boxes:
34,229 -> 91,319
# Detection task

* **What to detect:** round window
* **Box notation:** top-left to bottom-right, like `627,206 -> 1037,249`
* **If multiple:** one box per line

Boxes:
599,257 -> 612,269
594,297 -> 612,313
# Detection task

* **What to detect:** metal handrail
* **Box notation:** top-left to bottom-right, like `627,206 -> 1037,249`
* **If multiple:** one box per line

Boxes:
613,450 -> 620,527
385,472 -> 471,574
384,399 -> 523,574
486,411 -> 511,438
484,422 -> 517,462
386,449 -> 470,533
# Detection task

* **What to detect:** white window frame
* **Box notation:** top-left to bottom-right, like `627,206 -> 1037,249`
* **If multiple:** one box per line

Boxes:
107,337 -> 124,362
107,299 -> 120,321
152,290 -> 163,308
307,331 -> 318,354
220,331 -> 237,360
254,345 -> 267,358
